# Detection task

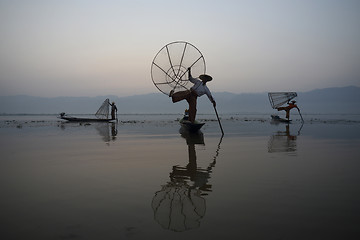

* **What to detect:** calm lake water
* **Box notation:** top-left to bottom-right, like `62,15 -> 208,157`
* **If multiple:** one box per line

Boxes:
1,114 -> 360,239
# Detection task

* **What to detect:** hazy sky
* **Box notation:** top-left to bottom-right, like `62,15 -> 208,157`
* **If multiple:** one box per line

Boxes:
1,0 -> 359,97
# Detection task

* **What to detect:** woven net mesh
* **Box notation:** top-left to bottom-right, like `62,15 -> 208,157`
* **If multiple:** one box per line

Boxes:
95,98 -> 110,119
151,41 -> 206,95
268,92 -> 297,109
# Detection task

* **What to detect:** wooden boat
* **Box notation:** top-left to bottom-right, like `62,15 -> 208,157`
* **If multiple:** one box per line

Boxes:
59,115 -> 113,122
59,98 -> 116,122
180,119 -> 205,132
271,114 -> 292,123
179,110 -> 205,132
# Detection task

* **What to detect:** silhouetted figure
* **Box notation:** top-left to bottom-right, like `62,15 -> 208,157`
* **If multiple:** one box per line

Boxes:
109,102 -> 118,120
170,67 -> 216,123
276,100 -> 300,120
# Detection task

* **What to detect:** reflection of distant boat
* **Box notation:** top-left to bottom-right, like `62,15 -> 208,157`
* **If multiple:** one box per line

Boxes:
268,124 -> 297,153
94,122 -> 118,143
59,121 -> 118,143
179,110 -> 204,132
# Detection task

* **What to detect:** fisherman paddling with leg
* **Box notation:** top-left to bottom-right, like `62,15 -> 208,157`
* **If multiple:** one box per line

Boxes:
276,100 -> 300,121
170,67 -> 216,123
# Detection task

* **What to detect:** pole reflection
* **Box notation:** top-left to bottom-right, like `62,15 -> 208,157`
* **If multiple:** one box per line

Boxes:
151,127 -> 222,232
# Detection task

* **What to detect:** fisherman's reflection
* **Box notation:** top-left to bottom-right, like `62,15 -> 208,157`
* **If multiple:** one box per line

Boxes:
95,122 -> 117,143
268,122 -> 303,153
152,128 -> 220,232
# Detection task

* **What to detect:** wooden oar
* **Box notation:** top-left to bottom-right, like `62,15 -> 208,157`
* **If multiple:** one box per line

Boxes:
214,106 -> 224,136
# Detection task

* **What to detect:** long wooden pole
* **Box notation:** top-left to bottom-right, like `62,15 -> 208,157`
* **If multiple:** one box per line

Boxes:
298,109 -> 304,122
214,106 -> 224,136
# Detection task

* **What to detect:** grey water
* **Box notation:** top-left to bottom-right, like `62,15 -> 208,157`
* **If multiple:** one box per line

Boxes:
0,114 -> 360,239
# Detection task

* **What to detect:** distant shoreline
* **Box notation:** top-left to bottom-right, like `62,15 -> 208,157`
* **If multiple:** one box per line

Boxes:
1,86 -> 360,115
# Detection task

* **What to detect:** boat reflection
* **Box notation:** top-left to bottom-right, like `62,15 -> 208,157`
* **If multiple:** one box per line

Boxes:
268,122 -> 303,153
59,122 -> 118,143
151,127 -> 221,232
94,122 -> 118,143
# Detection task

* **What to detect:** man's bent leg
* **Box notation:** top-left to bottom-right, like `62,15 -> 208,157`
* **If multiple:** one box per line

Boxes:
172,90 -> 191,103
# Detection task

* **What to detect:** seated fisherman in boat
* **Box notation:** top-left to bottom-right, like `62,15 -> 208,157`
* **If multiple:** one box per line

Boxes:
169,67 -> 216,123
276,100 -> 300,120
109,102 -> 118,120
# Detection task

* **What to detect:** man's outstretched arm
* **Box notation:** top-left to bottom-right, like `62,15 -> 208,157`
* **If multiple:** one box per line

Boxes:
188,67 -> 196,83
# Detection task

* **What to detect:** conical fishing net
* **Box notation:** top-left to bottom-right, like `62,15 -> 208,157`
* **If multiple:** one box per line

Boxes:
268,92 -> 297,109
95,98 -> 110,119
151,41 -> 206,95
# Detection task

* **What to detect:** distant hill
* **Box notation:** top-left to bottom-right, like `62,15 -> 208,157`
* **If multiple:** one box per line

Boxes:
0,86 -> 359,114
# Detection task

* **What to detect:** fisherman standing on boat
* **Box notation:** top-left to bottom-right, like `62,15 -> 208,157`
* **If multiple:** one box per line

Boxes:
169,67 -> 216,123
109,102 -> 118,120
276,100 -> 300,120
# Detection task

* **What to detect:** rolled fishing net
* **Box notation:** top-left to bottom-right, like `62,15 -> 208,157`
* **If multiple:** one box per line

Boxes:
151,41 -> 206,95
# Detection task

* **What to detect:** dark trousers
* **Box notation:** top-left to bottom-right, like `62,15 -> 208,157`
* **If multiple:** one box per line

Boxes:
172,90 -> 198,123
